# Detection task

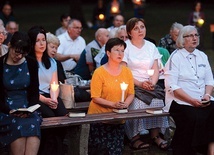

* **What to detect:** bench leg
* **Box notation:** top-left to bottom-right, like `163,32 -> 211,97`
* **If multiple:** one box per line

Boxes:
66,124 -> 90,155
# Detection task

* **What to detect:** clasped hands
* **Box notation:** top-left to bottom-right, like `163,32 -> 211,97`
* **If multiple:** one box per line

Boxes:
142,81 -> 154,91
114,101 -> 128,109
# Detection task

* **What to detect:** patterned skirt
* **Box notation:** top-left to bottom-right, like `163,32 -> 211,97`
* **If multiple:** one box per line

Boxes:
88,123 -> 125,155
125,98 -> 169,139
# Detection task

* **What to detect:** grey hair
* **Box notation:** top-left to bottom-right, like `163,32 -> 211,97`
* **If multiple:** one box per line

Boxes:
115,25 -> 126,37
46,32 -> 60,46
176,25 -> 199,48
170,22 -> 183,31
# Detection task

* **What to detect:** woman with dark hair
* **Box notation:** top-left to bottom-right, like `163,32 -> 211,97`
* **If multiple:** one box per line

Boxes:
122,17 -> 169,150
0,1 -> 15,26
28,26 -> 67,155
88,38 -> 134,155
28,26 -> 66,118
0,31 -> 41,155
188,1 -> 205,49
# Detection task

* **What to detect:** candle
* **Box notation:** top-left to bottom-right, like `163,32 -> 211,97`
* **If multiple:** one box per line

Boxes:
147,69 -> 154,76
51,81 -> 59,100
120,82 -> 128,102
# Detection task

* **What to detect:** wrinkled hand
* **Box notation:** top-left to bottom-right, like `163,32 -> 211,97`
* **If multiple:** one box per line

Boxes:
142,81 -> 154,90
189,98 -> 210,108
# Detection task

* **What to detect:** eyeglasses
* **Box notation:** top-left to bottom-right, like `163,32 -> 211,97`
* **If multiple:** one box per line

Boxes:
13,49 -> 28,57
0,31 -> 7,36
183,34 -> 200,38
71,27 -> 83,31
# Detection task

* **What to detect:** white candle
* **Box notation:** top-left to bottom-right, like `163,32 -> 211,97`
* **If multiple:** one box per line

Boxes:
51,81 -> 59,100
147,69 -> 154,76
120,82 -> 128,102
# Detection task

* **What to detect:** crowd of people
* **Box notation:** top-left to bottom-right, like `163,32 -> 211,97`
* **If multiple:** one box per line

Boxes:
0,0 -> 214,155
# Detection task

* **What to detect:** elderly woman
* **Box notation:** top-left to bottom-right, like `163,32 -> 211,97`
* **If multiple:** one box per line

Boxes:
88,38 -> 134,155
121,17 -> 169,150
164,25 -> 214,155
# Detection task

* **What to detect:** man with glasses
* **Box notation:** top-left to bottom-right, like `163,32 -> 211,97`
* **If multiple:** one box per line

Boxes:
159,22 -> 183,54
55,19 -> 86,73
0,25 -> 8,57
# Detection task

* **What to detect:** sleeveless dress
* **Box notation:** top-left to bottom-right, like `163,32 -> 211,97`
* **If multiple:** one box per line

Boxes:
0,60 -> 42,147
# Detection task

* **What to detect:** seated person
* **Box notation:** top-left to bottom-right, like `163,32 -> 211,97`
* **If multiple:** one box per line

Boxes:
0,25 -> 8,56
0,31 -> 41,155
46,32 -> 66,83
74,28 -> 109,80
88,38 -> 134,155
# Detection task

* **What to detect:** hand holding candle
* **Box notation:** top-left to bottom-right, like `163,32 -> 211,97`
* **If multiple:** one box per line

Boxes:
120,82 -> 128,102
50,81 -> 59,101
147,69 -> 154,81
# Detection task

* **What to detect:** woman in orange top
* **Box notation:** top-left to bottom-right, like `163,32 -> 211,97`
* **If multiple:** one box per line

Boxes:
88,38 -> 134,155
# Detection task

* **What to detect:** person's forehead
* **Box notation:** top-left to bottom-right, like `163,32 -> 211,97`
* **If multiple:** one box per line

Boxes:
115,16 -> 124,21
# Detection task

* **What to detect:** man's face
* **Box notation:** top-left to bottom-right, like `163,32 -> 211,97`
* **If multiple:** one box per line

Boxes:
113,15 -> 124,27
68,21 -> 83,40
170,28 -> 179,42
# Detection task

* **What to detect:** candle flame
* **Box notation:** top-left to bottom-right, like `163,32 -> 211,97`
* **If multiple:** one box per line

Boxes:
120,82 -> 128,91
198,19 -> 204,26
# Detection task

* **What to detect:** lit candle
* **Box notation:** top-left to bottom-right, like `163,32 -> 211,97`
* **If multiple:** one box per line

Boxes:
111,6 -> 118,13
147,69 -> 154,76
51,81 -> 59,100
120,82 -> 128,102
147,69 -> 154,81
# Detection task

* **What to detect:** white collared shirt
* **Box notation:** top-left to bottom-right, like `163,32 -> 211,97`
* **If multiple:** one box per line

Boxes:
163,48 -> 214,112
57,32 -> 86,71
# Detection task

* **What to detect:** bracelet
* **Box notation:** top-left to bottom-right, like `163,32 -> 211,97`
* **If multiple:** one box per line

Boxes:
205,94 -> 212,98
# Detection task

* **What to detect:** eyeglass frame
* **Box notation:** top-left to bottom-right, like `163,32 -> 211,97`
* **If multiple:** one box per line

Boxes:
71,27 -> 83,31
183,34 -> 200,38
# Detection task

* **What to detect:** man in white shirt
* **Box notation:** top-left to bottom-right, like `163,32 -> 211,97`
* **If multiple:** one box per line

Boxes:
55,19 -> 86,72
107,14 -> 124,32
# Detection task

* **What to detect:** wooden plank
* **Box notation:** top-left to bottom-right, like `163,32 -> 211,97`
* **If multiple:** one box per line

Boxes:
41,108 -> 169,129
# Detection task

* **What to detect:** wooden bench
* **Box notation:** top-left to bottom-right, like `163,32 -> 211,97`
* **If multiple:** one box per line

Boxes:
41,108 -> 169,155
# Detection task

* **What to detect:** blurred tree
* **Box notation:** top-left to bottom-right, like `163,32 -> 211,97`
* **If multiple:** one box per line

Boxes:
69,0 -> 87,28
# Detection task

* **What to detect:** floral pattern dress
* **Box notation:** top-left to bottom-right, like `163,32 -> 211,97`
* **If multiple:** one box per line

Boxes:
0,60 -> 42,147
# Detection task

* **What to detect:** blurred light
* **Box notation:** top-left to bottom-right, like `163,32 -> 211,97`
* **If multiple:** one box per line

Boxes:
98,14 -> 105,20
198,19 -> 204,26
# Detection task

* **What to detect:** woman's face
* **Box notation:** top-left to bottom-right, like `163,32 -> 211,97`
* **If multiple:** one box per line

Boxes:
107,44 -> 125,63
35,33 -> 46,53
129,21 -> 146,40
183,30 -> 199,51
47,43 -> 58,58
9,48 -> 27,63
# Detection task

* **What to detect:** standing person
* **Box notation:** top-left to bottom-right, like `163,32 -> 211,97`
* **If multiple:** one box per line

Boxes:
164,25 -> 214,155
159,22 -> 183,54
55,19 -> 86,73
188,1 -> 205,49
122,17 -> 169,150
88,38 -> 134,155
28,26 -> 67,155
0,31 -> 41,155
0,1 -> 15,26
55,13 -> 71,37
0,25 -> 8,56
